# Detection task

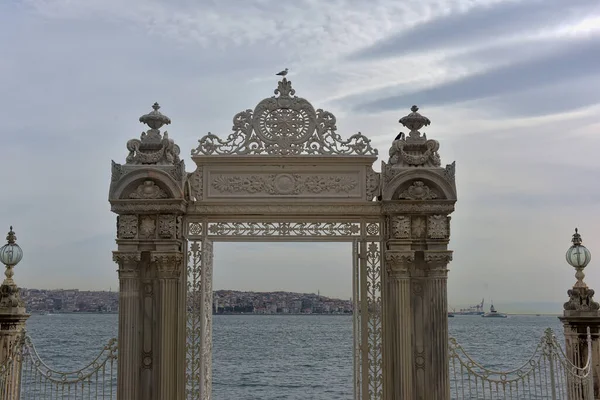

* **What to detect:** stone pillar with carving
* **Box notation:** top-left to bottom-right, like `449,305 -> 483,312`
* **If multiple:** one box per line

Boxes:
109,103 -> 188,400
559,229 -> 600,399
113,251 -> 142,400
381,106 -> 457,400
0,227 -> 29,400
152,252 -> 183,399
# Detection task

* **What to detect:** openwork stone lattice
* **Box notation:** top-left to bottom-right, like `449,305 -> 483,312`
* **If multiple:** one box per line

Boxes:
192,78 -> 378,156
206,222 -> 361,237
186,240 -> 213,400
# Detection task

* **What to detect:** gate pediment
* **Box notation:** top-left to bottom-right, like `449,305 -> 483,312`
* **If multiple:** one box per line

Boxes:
188,77 -> 380,206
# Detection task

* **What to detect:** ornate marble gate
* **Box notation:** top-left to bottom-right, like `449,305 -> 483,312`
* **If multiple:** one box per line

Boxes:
108,75 -> 457,400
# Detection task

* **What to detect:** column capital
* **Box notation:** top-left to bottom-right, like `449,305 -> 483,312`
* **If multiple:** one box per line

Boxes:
151,252 -> 184,279
112,251 -> 141,266
423,250 -> 453,264
385,251 -> 415,278
424,250 -> 452,278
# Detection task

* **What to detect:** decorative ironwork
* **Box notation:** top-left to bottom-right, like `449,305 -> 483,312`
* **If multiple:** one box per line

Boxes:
185,221 -> 382,400
192,78 -> 378,156
205,222 -> 362,238
449,327 -> 594,399
0,332 -> 117,399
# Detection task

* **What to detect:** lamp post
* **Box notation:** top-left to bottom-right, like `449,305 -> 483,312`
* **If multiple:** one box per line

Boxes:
559,228 -> 599,400
0,226 -> 29,400
0,226 -> 25,308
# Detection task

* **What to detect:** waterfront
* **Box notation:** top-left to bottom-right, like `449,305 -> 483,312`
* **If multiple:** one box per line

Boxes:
24,313 -> 565,399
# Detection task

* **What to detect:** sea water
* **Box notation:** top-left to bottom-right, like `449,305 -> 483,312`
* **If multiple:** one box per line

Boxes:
24,313 -> 564,400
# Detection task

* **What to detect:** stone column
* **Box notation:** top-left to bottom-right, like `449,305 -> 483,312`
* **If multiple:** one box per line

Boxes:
423,250 -> 452,400
559,229 -> 600,399
152,252 -> 183,400
113,251 -> 142,400
385,251 -> 414,400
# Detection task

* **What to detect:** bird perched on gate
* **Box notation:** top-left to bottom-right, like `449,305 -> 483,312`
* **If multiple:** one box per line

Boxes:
276,68 -> 289,77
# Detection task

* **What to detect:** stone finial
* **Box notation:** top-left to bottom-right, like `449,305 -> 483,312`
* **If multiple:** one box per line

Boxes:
125,103 -> 181,165
388,105 -> 440,167
399,105 -> 431,139
139,102 -> 172,131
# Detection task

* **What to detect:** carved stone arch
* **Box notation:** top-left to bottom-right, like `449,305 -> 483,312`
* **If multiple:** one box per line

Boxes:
383,169 -> 456,201
111,168 -> 184,200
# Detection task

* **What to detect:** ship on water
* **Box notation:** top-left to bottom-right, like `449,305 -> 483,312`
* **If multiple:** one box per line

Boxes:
453,299 -> 485,315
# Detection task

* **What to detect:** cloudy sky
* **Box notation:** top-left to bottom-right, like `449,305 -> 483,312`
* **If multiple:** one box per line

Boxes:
2,0 -> 600,308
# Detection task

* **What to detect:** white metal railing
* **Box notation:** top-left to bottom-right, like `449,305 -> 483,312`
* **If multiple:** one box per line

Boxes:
0,331 -> 117,400
449,327 -> 594,400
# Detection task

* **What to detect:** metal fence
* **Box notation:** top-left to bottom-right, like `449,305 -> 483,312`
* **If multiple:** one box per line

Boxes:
1,327 -> 594,400
449,327 -> 594,400
0,332 -> 117,400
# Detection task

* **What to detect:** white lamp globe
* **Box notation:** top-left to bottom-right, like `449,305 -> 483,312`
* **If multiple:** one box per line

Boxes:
0,227 -> 23,267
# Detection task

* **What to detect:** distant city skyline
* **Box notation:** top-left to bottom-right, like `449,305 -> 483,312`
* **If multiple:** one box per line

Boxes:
2,1 -> 600,306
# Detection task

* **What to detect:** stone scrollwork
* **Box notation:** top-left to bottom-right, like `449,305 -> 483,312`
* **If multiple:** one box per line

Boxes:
192,78 -> 378,156
399,181 -> 437,200
211,173 -> 358,195
391,216 -> 411,239
427,215 -> 449,239
563,287 -> 600,311
366,167 -> 380,201
188,167 -> 203,201
129,181 -> 169,199
117,215 -> 138,239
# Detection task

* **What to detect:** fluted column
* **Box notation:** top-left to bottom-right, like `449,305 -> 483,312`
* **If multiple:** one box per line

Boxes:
423,250 -> 452,400
152,252 -> 183,400
385,251 -> 414,400
113,251 -> 142,400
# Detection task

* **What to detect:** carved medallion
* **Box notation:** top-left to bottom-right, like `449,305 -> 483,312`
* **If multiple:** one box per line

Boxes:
398,181 -> 437,200
139,216 -> 156,238
391,216 -> 411,239
129,181 -> 168,199
118,215 -> 138,239
427,215 -> 448,239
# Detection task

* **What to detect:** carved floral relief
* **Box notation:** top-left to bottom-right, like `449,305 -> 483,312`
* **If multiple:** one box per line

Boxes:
210,173 -> 358,196
427,215 -> 448,239
391,216 -> 411,239
139,216 -> 156,238
118,215 -> 138,239
158,215 -> 177,239
412,217 -> 426,238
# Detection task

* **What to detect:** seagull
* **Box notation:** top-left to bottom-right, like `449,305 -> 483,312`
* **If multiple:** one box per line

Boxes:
276,68 -> 289,77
